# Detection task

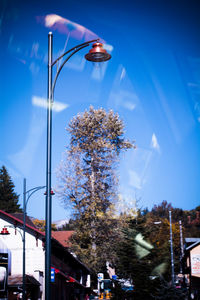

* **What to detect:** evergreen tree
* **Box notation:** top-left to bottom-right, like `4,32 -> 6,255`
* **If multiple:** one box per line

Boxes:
58,106 -> 133,272
0,165 -> 22,213
116,213 -> 159,299
154,279 -> 188,300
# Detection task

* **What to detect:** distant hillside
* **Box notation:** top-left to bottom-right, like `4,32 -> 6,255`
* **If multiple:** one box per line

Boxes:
53,219 -> 69,229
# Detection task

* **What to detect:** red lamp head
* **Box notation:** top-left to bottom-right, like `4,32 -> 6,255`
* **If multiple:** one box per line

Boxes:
85,42 -> 111,62
0,227 -> 10,235
44,190 -> 55,196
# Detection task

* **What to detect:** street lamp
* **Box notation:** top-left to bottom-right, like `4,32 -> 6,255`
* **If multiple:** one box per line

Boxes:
0,181 -> 45,300
0,225 -> 24,299
45,32 -> 111,300
23,178 -> 45,300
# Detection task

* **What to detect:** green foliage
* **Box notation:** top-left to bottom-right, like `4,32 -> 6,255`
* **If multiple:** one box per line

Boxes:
0,165 -> 22,213
153,279 -> 188,300
146,200 -> 200,277
151,200 -> 173,219
60,218 -> 76,230
58,107 -> 133,272
148,200 -> 200,238
32,219 -> 57,231
114,201 -> 199,299
115,214 -> 161,299
70,213 -> 121,273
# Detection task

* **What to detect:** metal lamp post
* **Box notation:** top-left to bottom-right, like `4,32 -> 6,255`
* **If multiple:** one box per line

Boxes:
22,178 -> 45,300
45,32 -> 111,300
154,215 -> 175,286
169,210 -> 175,286
179,220 -> 184,274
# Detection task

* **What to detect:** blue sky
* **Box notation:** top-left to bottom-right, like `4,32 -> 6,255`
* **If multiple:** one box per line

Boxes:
0,0 -> 200,221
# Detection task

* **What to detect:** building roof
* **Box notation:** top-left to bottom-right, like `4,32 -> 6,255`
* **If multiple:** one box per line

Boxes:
8,274 -> 40,286
52,231 -> 74,248
186,240 -> 200,252
0,210 -> 91,273
10,213 -> 36,228
0,210 -> 44,239
185,238 -> 200,243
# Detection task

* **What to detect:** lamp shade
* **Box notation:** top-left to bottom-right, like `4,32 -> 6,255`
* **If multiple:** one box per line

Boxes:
85,42 -> 111,62
44,190 -> 55,195
0,228 -> 10,235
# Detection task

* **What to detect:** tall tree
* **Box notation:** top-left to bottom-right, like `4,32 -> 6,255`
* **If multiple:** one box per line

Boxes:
58,106 -> 133,272
0,165 -> 22,213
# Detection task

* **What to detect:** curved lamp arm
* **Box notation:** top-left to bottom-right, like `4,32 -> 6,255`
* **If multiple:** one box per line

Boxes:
25,186 -> 46,209
51,38 -> 99,100
52,44 -> 93,98
51,38 -> 99,67
4,225 -> 23,240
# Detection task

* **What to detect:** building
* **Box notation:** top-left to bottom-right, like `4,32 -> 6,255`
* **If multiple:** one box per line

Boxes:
182,238 -> 200,299
0,210 -> 91,299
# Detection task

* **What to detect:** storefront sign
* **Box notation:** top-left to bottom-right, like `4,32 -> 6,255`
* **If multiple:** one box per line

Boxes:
51,268 -> 55,282
191,254 -> 200,274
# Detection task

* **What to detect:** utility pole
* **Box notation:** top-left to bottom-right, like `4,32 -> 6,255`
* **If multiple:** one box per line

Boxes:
169,210 -> 175,286
22,178 -> 26,300
179,220 -> 184,273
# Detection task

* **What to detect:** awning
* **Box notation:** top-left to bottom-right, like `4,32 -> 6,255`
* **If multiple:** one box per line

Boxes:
8,274 -> 40,287
52,267 -> 87,289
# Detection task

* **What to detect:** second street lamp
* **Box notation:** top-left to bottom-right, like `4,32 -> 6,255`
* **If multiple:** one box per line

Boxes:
23,179 -> 45,300
45,32 -> 111,300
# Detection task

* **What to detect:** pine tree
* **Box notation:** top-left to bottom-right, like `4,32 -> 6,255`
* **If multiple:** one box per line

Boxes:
116,214 -> 158,299
58,106 -> 133,272
154,279 -> 188,300
0,165 -> 22,213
